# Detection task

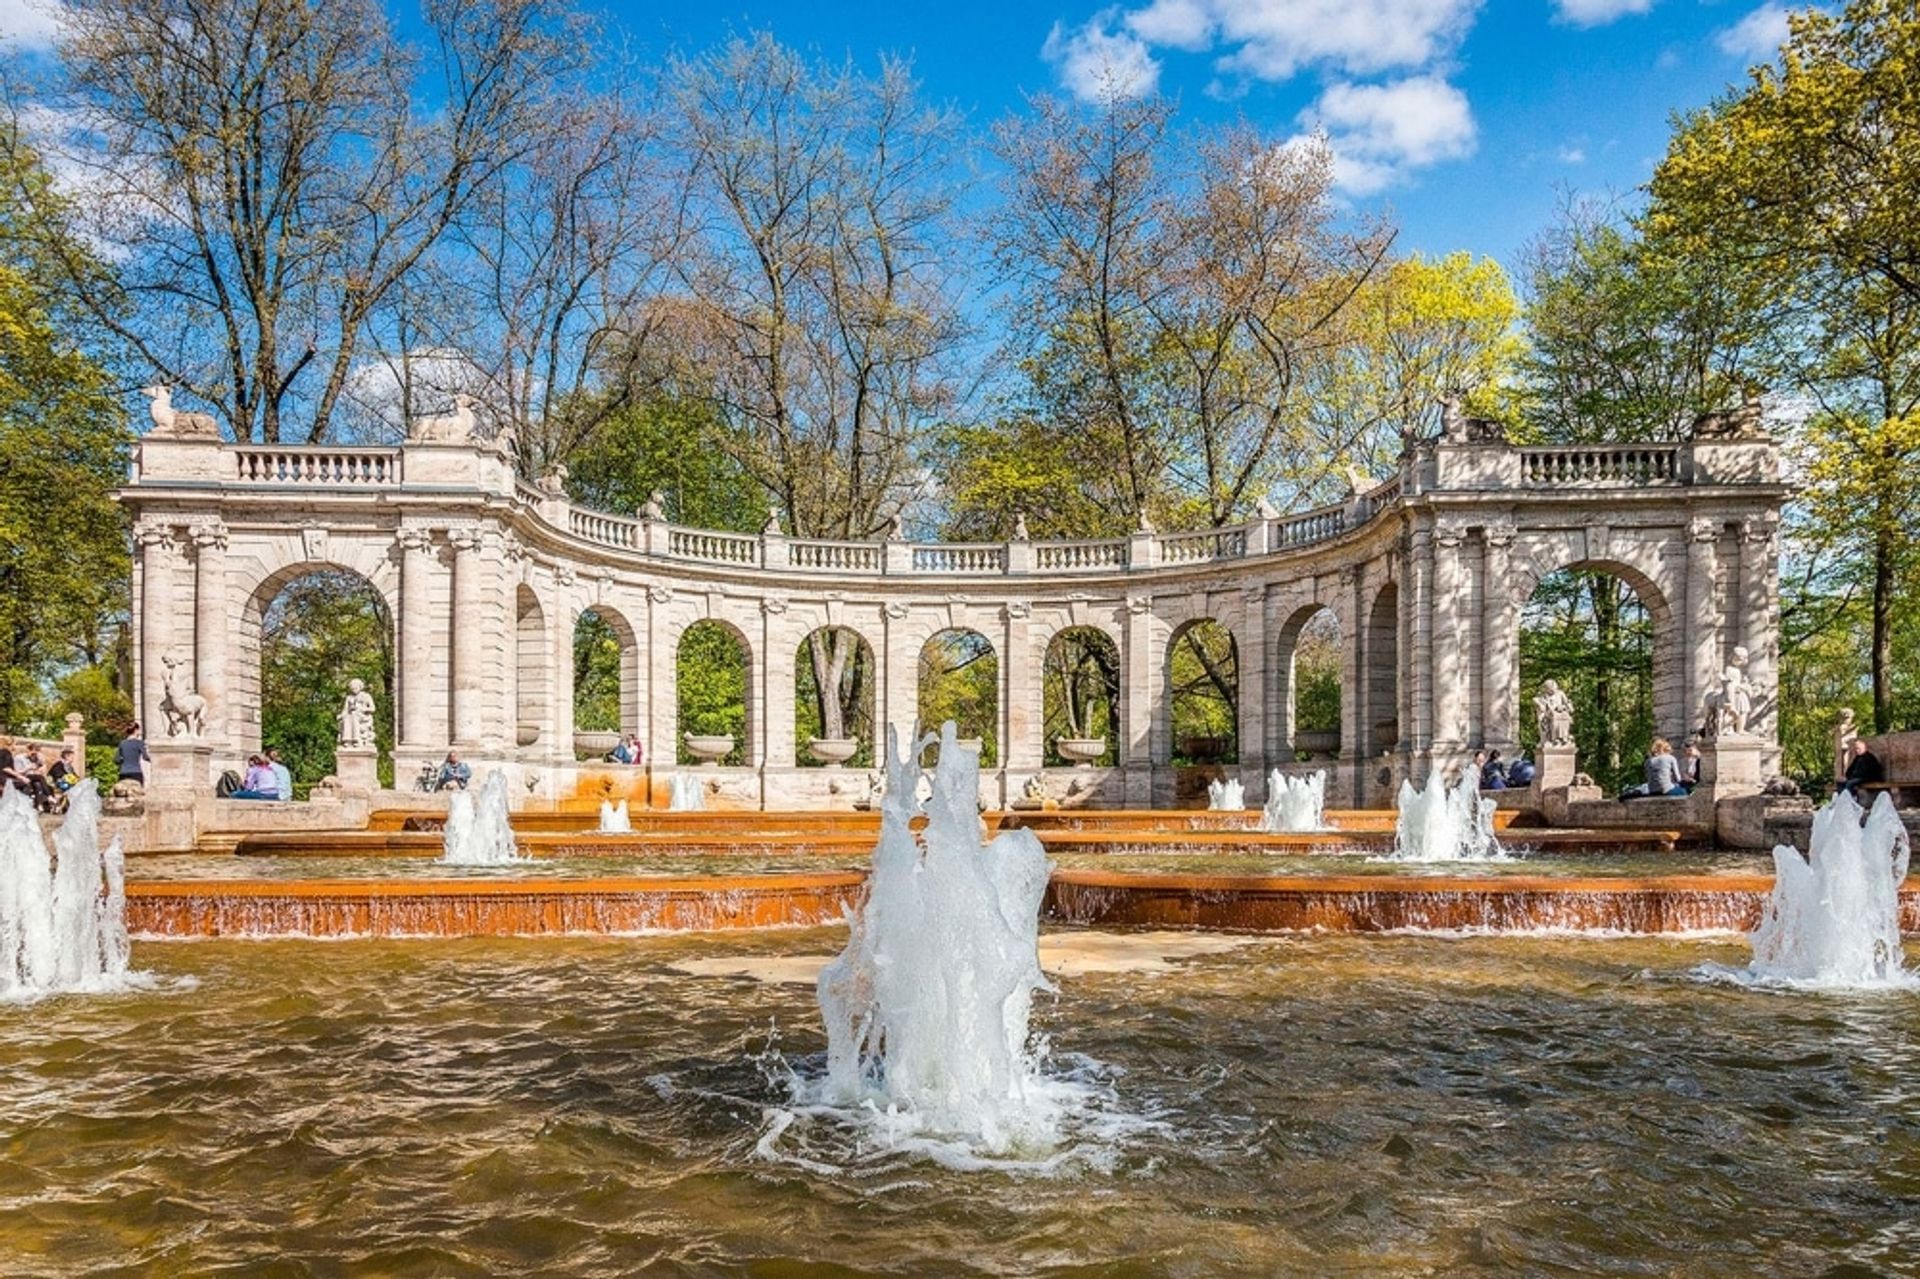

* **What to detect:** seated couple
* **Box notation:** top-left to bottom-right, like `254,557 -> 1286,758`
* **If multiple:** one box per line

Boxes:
222,749 -> 293,800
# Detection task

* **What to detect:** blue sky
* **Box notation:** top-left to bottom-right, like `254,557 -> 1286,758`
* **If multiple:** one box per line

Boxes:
0,0 -> 1797,277
577,0 -> 1795,274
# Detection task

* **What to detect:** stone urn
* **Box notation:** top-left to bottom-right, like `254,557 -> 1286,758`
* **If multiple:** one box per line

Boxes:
807,737 -> 859,767
684,733 -> 736,766
573,730 -> 620,759
1180,735 -> 1230,763
1055,737 -> 1106,767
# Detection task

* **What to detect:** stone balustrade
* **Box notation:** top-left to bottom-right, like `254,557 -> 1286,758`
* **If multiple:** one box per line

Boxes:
233,446 -> 403,486
1520,445 -> 1682,487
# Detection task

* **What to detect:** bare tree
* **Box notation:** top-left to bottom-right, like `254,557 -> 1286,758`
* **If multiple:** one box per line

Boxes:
14,0 -> 585,443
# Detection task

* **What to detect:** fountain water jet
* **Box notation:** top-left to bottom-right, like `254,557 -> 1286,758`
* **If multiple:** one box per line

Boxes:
440,772 -> 519,865
1206,777 -> 1245,811
1,781 -> 138,999
1742,791 -> 1912,988
1386,773 -> 1504,862
598,799 -> 631,833
668,774 -> 706,812
1259,770 -> 1326,833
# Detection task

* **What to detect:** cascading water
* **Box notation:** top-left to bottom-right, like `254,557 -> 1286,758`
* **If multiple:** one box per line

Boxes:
1,780 -> 138,1000
1386,773 -> 1504,862
598,799 -> 632,833
440,771 -> 519,865
1259,769 -> 1327,833
1740,791 -> 1913,988
1206,778 -> 1245,810
668,774 -> 706,812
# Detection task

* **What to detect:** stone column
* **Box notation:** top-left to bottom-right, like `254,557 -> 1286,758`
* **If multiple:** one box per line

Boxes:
1123,595 -> 1154,806
1236,586 -> 1267,798
880,603 -> 916,740
1685,517 -> 1721,743
549,569 -> 577,764
397,528 -> 437,751
190,521 -> 229,752
1405,526 -> 1432,773
645,586 -> 674,777
136,523 -> 178,738
1740,514 -> 1780,752
1480,523 -> 1518,753
1339,566 -> 1366,804
1430,523 -> 1467,753
1003,602 -> 1041,772
763,599 -> 795,770
447,528 -> 484,746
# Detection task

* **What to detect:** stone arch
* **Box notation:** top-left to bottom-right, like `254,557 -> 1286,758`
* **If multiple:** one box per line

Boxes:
572,602 -> 641,756
1274,602 -> 1344,761
919,627 -> 998,765
514,585 -> 551,748
1166,617 -> 1238,765
795,624 -> 875,767
235,560 -> 397,780
1361,580 -> 1400,758
1043,624 -> 1120,766
677,617 -> 753,766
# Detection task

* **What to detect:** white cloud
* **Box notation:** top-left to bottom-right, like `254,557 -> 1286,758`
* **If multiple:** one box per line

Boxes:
1552,0 -> 1654,27
1557,144 -> 1586,164
1288,75 -> 1477,195
1117,0 -> 1480,81
1042,17 -> 1162,102
1717,2 -> 1794,60
0,0 -> 66,48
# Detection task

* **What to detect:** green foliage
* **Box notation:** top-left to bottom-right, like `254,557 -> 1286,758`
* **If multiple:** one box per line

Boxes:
573,610 -> 625,735
565,397 -> 764,533
1518,570 -> 1654,792
1293,614 -> 1343,747
918,629 -> 998,765
677,623 -> 747,765
1043,627 -> 1119,765
53,664 -> 132,744
259,572 -> 394,791
85,744 -> 117,786
1169,621 -> 1237,764
795,628 -> 874,767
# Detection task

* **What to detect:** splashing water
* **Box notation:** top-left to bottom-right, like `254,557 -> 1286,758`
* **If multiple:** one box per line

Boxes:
1259,770 -> 1327,833
668,774 -> 706,812
1737,791 -> 1913,989
1,780 -> 142,1000
598,799 -> 632,833
760,722 -> 1141,1169
1386,773 -> 1505,862
441,772 -> 519,865
1207,777 -> 1245,810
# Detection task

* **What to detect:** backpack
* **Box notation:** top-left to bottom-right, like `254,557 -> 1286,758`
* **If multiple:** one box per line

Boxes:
215,769 -> 243,798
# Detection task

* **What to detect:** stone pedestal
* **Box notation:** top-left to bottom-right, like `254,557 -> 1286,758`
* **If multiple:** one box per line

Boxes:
147,739 -> 215,794
333,746 -> 379,794
1535,743 -> 1578,791
1701,736 -> 1762,799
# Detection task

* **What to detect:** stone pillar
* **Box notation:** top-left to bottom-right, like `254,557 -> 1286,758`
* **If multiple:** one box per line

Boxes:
1123,595 -> 1154,806
1339,566 -> 1366,804
763,599 -> 795,770
880,603 -> 916,739
645,586 -> 674,778
1535,743 -> 1578,791
448,528 -> 484,746
1237,587 -> 1267,798
1685,517 -> 1721,742
549,570 -> 577,764
136,523 -> 178,738
397,528 -> 437,751
1405,526 -> 1432,772
1480,523 -> 1517,753
190,521 -> 229,752
1740,514 -> 1780,753
62,713 -> 86,779
1003,602 -> 1041,772
1430,523 -> 1467,753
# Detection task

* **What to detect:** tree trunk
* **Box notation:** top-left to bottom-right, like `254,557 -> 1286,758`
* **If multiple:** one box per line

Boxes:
1873,516 -> 1894,733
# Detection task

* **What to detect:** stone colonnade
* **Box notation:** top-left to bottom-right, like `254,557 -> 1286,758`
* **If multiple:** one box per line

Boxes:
121,428 -> 1786,808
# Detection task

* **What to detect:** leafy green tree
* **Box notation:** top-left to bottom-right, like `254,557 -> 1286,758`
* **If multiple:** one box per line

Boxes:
795,629 -> 873,766
676,622 -> 747,765
1293,613 -> 1343,749
1168,621 -> 1237,764
918,630 -> 998,765
1042,628 -> 1119,765
1518,570 -> 1654,791
0,140 -> 129,731
572,610 -> 625,736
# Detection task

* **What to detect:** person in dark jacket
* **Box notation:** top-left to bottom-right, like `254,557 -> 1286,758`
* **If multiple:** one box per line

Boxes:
1840,738 -> 1887,798
116,724 -> 150,787
1480,750 -> 1508,790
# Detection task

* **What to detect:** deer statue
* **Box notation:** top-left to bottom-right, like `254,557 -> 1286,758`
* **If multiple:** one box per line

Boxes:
140,385 -> 220,439
407,392 -> 478,444
159,654 -> 207,739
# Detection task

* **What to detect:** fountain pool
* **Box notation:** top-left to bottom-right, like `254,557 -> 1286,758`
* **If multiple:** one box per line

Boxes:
3,930 -> 1917,1275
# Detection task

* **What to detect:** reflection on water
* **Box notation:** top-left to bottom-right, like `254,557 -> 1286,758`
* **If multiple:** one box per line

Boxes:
3,930 -> 1918,1275
125,849 -> 1781,882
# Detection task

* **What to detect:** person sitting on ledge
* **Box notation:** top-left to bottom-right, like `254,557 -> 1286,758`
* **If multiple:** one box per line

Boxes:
436,750 -> 471,792
229,754 -> 283,800
1680,742 -> 1703,793
1506,754 -> 1536,786
1840,737 -> 1886,798
48,748 -> 80,806
267,748 -> 294,804
1639,738 -> 1688,798
1480,750 -> 1508,790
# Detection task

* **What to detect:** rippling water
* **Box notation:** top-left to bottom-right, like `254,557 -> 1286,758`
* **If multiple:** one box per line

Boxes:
4,931 -> 1918,1276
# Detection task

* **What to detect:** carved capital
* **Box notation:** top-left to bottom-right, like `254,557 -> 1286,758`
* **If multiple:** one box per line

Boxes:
1004,600 -> 1031,621
445,527 -> 482,553
552,564 -> 577,588
761,595 -> 789,615
189,521 -> 228,551
1126,594 -> 1152,615
395,526 -> 435,554
883,600 -> 909,620
133,521 -> 175,551
1433,521 -> 1468,550
1338,565 -> 1360,588
1481,521 -> 1516,549
1688,517 -> 1720,544
647,583 -> 673,605
1741,514 -> 1777,545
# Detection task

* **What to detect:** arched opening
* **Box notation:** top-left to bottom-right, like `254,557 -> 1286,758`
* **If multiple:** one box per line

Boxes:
1276,606 -> 1342,761
796,626 -> 875,767
918,628 -> 998,765
572,606 -> 640,759
247,568 -> 394,793
1168,619 -> 1238,765
515,585 -> 549,748
1520,567 -> 1656,791
1364,583 -> 1399,755
678,620 -> 750,766
1043,626 -> 1119,766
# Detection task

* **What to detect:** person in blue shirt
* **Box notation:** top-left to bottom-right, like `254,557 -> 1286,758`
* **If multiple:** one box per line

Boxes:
1505,755 -> 1536,786
267,748 -> 295,803
1480,750 -> 1508,790
230,755 -> 282,800
436,750 -> 471,791
116,724 -> 150,788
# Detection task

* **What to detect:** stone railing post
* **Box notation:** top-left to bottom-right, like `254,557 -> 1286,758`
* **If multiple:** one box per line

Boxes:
1128,529 -> 1157,570
884,539 -> 913,575
762,530 -> 789,570
63,713 -> 86,779
1006,537 -> 1033,574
